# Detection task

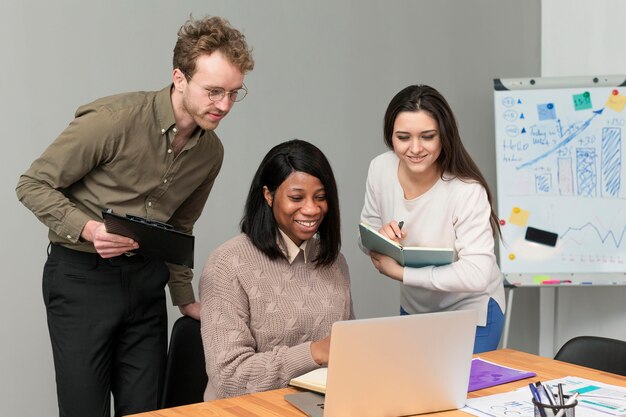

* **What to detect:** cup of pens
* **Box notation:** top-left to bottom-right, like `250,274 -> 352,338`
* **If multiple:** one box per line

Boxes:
530,382 -> 578,417
532,396 -> 577,417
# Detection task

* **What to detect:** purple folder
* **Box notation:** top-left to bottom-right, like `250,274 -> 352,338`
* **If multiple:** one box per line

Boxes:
468,358 -> 536,392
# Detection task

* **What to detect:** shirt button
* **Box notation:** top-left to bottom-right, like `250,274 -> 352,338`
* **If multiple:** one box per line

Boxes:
66,235 -> 72,239
161,128 -> 166,134
163,179 -> 168,183
148,202 -> 152,207
167,149 -> 173,154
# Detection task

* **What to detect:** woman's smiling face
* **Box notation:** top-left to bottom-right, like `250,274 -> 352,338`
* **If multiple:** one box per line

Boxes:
392,110 -> 442,180
264,171 -> 328,246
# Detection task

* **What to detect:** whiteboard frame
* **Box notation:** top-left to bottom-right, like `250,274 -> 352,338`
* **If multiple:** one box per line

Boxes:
494,74 -> 626,91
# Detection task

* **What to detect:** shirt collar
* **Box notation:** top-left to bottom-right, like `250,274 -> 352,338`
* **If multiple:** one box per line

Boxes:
156,85 -> 177,134
155,84 -> 204,145
277,229 -> 315,264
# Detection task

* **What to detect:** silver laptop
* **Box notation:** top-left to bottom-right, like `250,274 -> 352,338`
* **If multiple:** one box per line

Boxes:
285,310 -> 476,417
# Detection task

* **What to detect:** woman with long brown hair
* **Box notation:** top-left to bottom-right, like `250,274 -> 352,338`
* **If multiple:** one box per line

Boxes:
360,85 -> 505,353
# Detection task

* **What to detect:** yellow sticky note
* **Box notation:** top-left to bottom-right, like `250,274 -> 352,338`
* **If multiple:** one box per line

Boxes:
509,207 -> 529,227
606,94 -> 626,112
533,275 -> 550,284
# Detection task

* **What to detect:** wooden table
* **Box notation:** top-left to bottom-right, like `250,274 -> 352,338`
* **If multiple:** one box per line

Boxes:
127,349 -> 626,417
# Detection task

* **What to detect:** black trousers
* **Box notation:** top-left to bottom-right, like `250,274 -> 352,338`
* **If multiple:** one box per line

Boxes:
43,244 -> 169,417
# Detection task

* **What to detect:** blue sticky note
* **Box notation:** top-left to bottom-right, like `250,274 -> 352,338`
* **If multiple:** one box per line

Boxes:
537,103 -> 556,120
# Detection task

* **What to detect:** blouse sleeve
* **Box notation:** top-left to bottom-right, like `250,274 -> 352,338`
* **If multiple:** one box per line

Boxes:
359,159 -> 383,254
199,247 -> 319,399
403,184 -> 498,293
360,159 -> 383,230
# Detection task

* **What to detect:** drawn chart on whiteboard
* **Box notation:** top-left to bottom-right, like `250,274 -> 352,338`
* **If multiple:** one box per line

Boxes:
494,80 -> 626,274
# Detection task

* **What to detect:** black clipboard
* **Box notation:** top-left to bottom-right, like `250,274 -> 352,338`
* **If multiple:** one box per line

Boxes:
102,210 -> 194,268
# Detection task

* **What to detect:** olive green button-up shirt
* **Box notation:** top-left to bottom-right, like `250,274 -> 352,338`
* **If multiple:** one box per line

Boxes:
16,85 -> 224,305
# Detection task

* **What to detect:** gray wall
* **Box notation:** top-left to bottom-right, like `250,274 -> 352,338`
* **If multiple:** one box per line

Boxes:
539,0 -> 626,356
0,1 -> 540,416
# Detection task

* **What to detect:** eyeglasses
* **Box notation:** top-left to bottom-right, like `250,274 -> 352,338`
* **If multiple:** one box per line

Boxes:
182,72 -> 248,103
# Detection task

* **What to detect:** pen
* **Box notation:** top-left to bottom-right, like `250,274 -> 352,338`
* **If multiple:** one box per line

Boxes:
558,383 -> 564,406
554,393 -> 578,417
536,382 -> 555,406
396,221 -> 404,239
529,384 -> 547,417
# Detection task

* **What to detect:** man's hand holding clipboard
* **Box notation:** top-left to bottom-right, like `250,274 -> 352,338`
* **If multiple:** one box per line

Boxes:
102,209 -> 195,267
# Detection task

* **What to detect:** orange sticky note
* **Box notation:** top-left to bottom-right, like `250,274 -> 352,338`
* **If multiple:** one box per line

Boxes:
509,207 -> 529,227
606,94 -> 626,112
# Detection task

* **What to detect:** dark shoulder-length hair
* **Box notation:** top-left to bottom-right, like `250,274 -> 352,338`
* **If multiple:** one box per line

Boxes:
383,84 -> 501,236
240,139 -> 341,266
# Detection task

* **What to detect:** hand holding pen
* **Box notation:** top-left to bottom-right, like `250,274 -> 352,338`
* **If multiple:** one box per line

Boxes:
397,221 -> 404,236
379,220 -> 405,243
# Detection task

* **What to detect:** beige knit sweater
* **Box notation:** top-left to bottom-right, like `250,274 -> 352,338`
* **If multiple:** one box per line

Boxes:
200,234 -> 354,400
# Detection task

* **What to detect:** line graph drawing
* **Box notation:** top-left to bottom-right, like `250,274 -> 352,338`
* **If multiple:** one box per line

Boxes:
516,108 -> 604,170
560,222 -> 626,248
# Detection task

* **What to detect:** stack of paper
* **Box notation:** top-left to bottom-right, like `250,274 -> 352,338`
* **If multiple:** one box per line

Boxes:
464,376 -> 626,417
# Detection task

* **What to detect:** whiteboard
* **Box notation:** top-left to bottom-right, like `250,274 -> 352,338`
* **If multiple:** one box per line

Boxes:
494,75 -> 626,277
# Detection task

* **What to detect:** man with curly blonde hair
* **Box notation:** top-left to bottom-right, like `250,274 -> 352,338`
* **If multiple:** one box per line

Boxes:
16,16 -> 254,417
